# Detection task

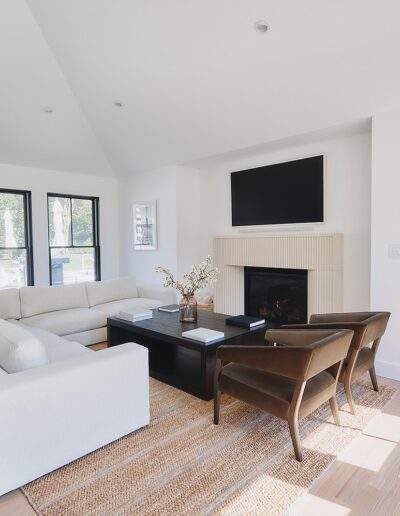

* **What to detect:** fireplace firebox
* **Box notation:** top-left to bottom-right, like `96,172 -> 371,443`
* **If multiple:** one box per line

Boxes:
244,267 -> 308,328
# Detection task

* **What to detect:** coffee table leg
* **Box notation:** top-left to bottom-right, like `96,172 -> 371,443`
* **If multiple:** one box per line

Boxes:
201,347 -> 218,401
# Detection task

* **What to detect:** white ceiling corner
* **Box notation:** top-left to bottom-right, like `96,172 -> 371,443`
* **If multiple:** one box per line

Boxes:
1,0 -> 400,177
0,0 -> 114,176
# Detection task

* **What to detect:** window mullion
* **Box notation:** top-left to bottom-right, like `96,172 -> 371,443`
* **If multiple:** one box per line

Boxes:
70,197 -> 73,247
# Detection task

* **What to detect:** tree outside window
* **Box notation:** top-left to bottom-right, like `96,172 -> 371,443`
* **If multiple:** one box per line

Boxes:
0,189 -> 33,288
48,194 -> 100,285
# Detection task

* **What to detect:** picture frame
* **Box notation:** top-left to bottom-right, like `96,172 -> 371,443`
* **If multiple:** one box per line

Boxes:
133,201 -> 157,250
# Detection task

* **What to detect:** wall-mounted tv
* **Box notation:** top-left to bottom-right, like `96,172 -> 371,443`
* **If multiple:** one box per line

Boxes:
231,155 -> 324,226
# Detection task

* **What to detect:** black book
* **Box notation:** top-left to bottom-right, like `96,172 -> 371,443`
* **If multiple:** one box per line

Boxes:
225,315 -> 265,329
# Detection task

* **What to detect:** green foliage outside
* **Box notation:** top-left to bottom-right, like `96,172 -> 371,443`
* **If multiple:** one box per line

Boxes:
0,193 -> 95,286
0,192 -> 27,286
0,192 -> 25,248
48,196 -> 93,247
1,194 -> 94,250
72,198 -> 94,246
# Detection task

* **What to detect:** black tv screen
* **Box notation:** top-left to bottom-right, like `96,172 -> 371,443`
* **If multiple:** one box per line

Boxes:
231,155 -> 324,226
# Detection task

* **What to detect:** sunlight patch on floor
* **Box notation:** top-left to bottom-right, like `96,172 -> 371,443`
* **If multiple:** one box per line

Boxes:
291,493 -> 351,515
363,412 -> 400,443
337,434 -> 396,472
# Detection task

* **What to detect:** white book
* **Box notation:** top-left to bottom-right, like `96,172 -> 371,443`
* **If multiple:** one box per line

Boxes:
158,304 -> 180,313
182,328 -> 224,344
118,314 -> 152,322
117,309 -> 153,322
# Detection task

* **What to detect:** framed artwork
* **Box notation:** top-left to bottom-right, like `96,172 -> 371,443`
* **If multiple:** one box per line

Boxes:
133,201 -> 157,250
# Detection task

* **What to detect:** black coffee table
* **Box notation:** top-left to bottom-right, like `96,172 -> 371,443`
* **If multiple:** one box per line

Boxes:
107,310 -> 266,400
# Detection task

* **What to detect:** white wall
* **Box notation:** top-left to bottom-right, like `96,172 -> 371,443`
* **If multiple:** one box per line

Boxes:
119,130 -> 372,311
120,165 -> 203,288
120,166 -> 179,287
371,110 -> 400,380
194,131 -> 372,310
176,167 -> 201,277
0,163 -> 120,285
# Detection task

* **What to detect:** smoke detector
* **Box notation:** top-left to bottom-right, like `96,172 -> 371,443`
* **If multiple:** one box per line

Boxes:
254,20 -> 269,33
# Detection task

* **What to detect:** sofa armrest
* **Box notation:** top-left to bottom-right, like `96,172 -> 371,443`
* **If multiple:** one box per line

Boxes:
137,285 -> 177,305
0,343 -> 149,495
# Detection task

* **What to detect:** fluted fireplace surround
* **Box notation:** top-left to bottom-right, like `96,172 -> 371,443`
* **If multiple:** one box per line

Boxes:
213,233 -> 343,317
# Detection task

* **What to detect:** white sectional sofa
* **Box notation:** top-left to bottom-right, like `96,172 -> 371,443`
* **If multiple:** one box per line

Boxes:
0,277 -> 175,494
0,277 -> 175,345
0,322 -> 150,495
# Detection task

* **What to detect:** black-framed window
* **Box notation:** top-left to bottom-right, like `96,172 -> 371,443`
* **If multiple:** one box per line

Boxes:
0,188 -> 34,288
47,193 -> 100,285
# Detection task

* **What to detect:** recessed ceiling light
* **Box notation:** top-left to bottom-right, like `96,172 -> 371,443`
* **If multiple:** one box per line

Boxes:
43,106 -> 53,114
254,20 -> 269,33
113,101 -> 123,108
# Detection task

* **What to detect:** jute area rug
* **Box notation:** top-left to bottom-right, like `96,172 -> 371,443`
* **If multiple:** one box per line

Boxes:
22,378 -> 395,516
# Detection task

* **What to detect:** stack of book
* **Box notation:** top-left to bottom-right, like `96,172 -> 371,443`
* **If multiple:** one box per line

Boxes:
117,309 -> 153,322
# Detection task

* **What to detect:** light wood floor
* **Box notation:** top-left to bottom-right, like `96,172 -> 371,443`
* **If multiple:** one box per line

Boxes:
1,372 -> 399,516
87,341 -> 107,351
290,376 -> 400,516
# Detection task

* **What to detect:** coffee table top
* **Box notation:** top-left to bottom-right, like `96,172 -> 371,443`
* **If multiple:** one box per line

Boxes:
108,310 -> 266,351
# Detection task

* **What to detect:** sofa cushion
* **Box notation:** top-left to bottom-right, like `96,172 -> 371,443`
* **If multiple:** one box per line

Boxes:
86,277 -> 138,307
93,297 -> 163,317
0,288 -> 21,320
20,284 -> 89,318
0,319 -> 49,373
12,322 -> 93,362
62,327 -> 107,347
20,308 -> 107,336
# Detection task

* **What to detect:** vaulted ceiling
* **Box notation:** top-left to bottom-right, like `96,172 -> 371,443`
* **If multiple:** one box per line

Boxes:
2,0 -> 400,176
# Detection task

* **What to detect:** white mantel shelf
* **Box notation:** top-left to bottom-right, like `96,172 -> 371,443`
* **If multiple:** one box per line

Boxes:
213,233 -> 344,317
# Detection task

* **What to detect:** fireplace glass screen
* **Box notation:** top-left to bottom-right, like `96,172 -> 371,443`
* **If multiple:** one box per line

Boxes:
244,267 -> 307,328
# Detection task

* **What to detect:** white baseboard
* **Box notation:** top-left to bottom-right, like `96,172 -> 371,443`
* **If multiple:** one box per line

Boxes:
375,359 -> 400,381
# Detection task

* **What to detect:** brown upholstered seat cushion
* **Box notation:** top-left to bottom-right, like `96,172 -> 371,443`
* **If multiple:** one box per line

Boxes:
220,364 -> 336,420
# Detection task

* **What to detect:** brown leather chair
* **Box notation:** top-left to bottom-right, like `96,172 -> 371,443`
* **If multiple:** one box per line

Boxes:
214,329 -> 354,461
283,312 -> 390,414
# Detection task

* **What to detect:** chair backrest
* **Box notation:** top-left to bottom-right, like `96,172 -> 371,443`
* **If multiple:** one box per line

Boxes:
362,312 -> 391,344
311,312 -> 371,323
305,330 -> 354,378
264,329 -> 354,381
309,312 -> 390,349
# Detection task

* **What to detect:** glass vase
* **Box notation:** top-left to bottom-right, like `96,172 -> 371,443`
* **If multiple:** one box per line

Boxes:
179,294 -> 198,323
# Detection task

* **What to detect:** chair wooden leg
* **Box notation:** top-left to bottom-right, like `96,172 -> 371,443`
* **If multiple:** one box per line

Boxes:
214,389 -> 221,424
369,366 -> 379,392
344,378 -> 356,415
329,396 -> 341,425
288,418 -> 303,462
